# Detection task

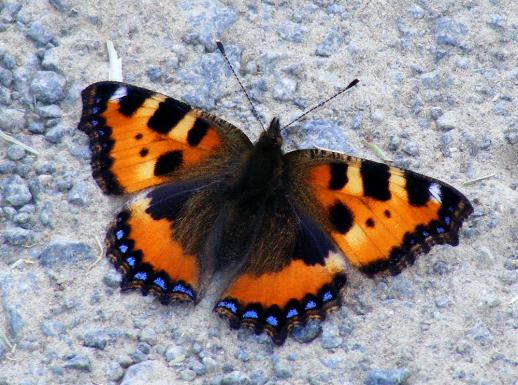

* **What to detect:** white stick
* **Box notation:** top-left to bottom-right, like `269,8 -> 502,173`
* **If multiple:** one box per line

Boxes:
106,40 -> 123,81
0,130 -> 39,155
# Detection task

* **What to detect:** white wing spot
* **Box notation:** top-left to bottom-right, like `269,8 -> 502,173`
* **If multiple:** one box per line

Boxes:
110,86 -> 127,100
429,183 -> 442,203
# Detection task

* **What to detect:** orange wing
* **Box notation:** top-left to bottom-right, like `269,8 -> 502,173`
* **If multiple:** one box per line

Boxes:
285,149 -> 473,275
215,195 -> 347,345
106,179 -> 222,303
78,81 -> 252,194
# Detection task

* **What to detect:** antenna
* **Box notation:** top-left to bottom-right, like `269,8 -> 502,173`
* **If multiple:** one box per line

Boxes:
216,41 -> 265,131
282,79 -> 359,129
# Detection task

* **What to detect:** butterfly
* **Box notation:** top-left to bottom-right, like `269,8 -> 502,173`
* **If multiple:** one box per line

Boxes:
78,79 -> 472,345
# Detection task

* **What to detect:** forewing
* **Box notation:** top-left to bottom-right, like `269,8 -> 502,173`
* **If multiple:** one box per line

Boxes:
284,149 -> 473,275
78,81 -> 252,194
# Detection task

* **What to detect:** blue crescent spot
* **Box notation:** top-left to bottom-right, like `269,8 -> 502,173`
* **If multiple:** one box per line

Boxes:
305,300 -> 317,310
286,308 -> 299,319
95,97 -> 101,103
322,291 -> 333,302
448,206 -> 454,213
217,300 -> 237,314
172,284 -> 194,299
118,244 -> 128,253
153,277 -> 167,290
134,271 -> 147,281
115,229 -> 124,240
437,226 -> 445,234
443,216 -> 451,225
125,256 -> 136,267
92,106 -> 100,114
266,315 -> 279,327
242,310 -> 259,319
422,230 -> 430,237
91,119 -> 98,126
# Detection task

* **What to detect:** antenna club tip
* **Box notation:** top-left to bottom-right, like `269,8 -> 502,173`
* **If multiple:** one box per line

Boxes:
346,79 -> 359,89
216,41 -> 225,53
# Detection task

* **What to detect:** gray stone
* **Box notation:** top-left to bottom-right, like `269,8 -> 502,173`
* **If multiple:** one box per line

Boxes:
36,104 -> 62,118
316,29 -> 341,57
179,369 -> 196,381
139,327 -> 158,345
3,227 -> 35,246
216,371 -> 251,385
164,344 -> 185,362
63,354 -> 91,371
420,71 -> 441,90
0,68 -> 13,87
7,145 -> 25,161
40,321 -> 67,337
106,362 -> 124,381
321,324 -> 343,349
467,325 -> 492,346
249,371 -> 268,385
45,124 -> 66,143
27,20 -> 55,45
67,181 -> 90,206
38,241 -> 94,267
402,142 -> 419,156
291,319 -> 322,343
179,45 -> 241,111
69,144 -> 92,160
183,1 -> 237,52
28,121 -> 46,134
436,111 -> 456,131
3,175 -> 32,206
487,14 -> 505,29
103,269 -> 122,288
277,22 -> 306,43
42,47 -> 61,72
286,119 -> 356,155
272,77 -> 297,101
248,79 -> 268,102
0,85 -> 11,104
83,329 -> 119,350
30,71 -> 66,104
433,18 -> 467,48
1,53 -> 16,70
273,360 -> 292,379
6,308 -> 24,338
505,131 -> 518,145
0,108 -> 26,133
121,360 -> 169,385
364,369 -> 410,385
146,66 -> 162,82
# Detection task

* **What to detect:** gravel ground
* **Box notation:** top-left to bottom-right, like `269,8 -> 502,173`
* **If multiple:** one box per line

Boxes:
1,1 -> 517,384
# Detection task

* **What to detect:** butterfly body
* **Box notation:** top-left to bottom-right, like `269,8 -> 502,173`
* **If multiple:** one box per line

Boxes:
78,81 -> 472,345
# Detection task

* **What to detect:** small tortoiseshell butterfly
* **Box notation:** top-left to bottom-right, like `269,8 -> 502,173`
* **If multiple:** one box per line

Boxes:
78,73 -> 472,345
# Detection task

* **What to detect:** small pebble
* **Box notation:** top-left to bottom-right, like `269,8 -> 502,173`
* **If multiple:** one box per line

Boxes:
30,71 -> 66,104
27,20 -> 55,45
103,270 -> 122,288
7,145 -> 25,161
67,181 -> 90,206
272,77 -> 297,101
63,354 -> 92,372
44,124 -> 66,143
105,362 -> 124,381
38,242 -> 94,268
291,319 -> 322,343
364,369 -> 410,385
436,111 -> 456,131
4,175 -> 32,206
40,321 -> 66,337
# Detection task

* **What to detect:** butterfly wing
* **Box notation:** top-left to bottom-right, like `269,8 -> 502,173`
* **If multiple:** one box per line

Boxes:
284,149 -> 473,275
215,193 -> 347,345
107,178 -> 227,303
78,81 -> 252,194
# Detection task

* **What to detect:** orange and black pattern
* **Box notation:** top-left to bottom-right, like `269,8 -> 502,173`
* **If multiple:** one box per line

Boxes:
78,81 -> 472,345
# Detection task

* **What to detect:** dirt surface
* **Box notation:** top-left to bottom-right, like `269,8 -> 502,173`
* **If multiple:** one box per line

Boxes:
0,1 -> 517,384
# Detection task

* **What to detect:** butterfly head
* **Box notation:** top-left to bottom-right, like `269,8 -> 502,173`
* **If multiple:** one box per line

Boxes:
260,117 -> 283,147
